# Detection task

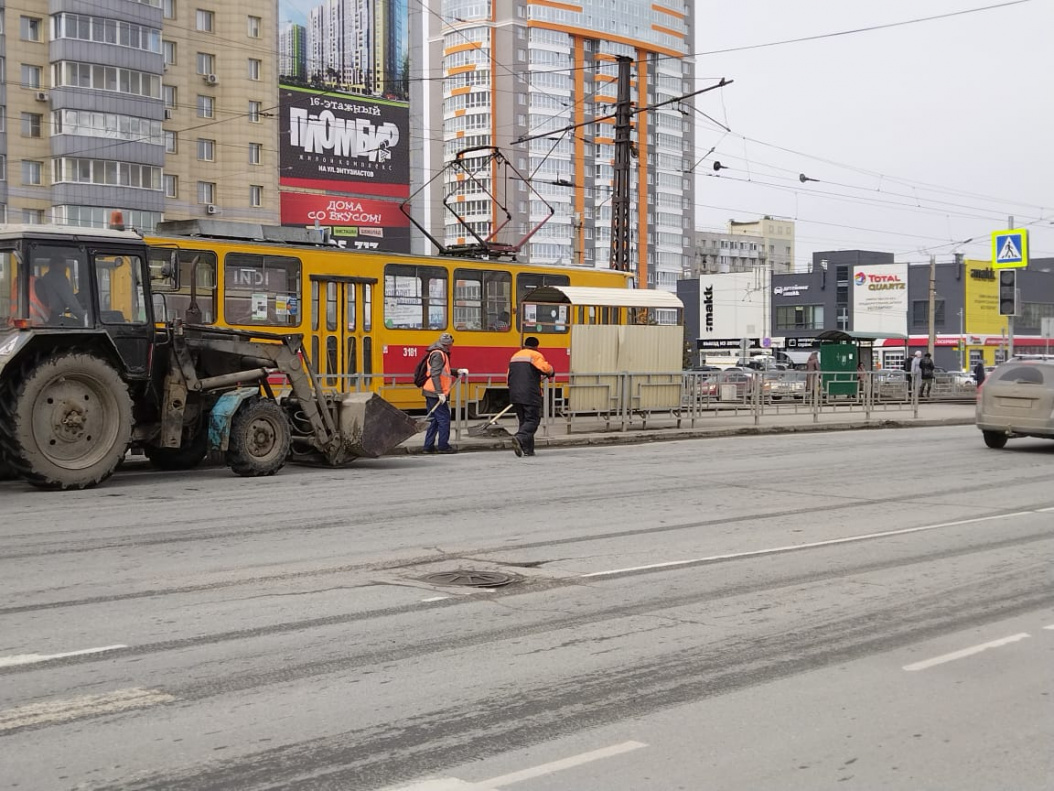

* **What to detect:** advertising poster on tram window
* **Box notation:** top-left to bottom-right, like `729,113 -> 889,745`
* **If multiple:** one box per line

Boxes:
852,263 -> 908,335
279,192 -> 411,253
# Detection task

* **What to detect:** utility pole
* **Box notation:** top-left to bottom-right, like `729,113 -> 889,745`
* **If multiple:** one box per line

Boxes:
928,254 -> 936,357
609,56 -> 633,278
1007,214 -> 1015,358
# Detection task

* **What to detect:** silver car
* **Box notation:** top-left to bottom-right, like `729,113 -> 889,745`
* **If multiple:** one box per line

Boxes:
975,357 -> 1054,448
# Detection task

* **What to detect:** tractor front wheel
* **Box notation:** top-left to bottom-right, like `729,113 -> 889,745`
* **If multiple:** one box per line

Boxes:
226,399 -> 291,477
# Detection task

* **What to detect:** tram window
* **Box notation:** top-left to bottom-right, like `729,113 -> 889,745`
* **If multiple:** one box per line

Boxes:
383,264 -> 447,330
363,283 -> 372,331
363,336 -> 373,375
347,336 -> 357,375
346,283 -> 356,331
325,281 -> 338,332
516,273 -> 569,330
224,252 -> 300,326
311,280 -> 320,332
148,248 -> 217,324
454,268 -> 511,331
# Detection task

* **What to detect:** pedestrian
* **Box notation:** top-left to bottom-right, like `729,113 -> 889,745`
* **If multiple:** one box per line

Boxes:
919,352 -> 935,399
507,336 -> 554,457
422,332 -> 468,454
856,361 -> 868,398
805,351 -> 820,400
973,360 -> 987,386
910,350 -> 923,397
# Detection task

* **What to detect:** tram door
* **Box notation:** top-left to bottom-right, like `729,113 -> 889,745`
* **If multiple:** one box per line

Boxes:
310,275 -> 376,393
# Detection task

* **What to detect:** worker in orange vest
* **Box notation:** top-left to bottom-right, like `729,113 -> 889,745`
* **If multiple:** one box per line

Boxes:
421,332 -> 468,454
507,336 -> 554,457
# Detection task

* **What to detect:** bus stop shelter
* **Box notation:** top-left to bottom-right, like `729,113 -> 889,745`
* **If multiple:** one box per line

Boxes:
814,329 -> 908,395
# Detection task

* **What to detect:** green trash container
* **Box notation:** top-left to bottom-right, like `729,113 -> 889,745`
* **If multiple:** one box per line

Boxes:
820,342 -> 858,397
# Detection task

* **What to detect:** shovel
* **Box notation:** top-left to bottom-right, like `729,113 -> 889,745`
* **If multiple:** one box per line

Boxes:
467,404 -> 515,437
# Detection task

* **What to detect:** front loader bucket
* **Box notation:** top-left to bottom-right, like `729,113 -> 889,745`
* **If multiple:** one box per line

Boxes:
338,393 -> 421,458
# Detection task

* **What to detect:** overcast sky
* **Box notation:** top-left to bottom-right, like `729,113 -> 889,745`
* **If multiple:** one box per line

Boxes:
692,0 -> 1052,270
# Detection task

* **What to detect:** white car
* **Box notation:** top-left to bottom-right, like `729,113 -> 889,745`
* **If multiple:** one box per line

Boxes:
975,357 -> 1054,448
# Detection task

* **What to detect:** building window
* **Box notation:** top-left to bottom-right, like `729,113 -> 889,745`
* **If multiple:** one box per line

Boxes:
23,209 -> 45,225
248,142 -> 261,165
196,52 -> 215,75
911,299 -> 945,328
20,17 -> 42,42
248,101 -> 261,122
163,41 -> 177,65
248,16 -> 261,37
196,139 -> 215,161
775,305 -> 825,331
196,95 -> 214,118
21,160 -> 43,186
164,130 -> 177,153
248,59 -> 261,81
163,85 -> 177,108
198,181 -> 215,204
21,64 -> 42,89
163,0 -> 176,19
196,9 -> 214,33
0,156 -> 6,180
164,174 -> 178,197
249,185 -> 262,207
20,112 -> 42,138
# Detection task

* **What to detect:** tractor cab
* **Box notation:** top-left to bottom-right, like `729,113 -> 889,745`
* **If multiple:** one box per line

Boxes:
1,224 -> 156,377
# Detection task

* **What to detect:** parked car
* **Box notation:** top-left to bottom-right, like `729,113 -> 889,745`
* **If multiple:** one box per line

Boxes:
873,369 -> 909,400
761,371 -> 807,401
975,358 -> 1054,448
699,370 -> 756,400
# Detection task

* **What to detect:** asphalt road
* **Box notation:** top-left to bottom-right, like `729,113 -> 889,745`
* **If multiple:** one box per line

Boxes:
1,425 -> 1051,790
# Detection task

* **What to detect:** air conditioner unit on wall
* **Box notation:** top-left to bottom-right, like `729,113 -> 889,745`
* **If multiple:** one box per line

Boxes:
204,74 -> 218,85
34,91 -> 49,102
163,109 -> 173,120
206,204 -> 219,215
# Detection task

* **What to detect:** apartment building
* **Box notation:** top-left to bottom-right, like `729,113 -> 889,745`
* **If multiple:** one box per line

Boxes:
1,0 -> 166,228
689,229 -> 767,277
728,216 -> 796,274
0,0 -> 277,230
160,0 -> 279,224
418,0 -> 695,291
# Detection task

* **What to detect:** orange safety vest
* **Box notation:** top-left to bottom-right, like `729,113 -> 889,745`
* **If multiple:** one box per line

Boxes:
421,348 -> 453,396
8,275 -> 48,325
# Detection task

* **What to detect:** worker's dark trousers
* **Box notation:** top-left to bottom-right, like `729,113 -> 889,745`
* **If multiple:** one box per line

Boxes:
513,404 -> 542,454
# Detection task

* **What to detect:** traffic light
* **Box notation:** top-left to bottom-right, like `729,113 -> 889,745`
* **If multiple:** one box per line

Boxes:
999,270 -> 1017,316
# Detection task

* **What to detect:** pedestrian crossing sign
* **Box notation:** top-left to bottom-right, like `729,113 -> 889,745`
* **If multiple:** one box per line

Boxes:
992,228 -> 1028,269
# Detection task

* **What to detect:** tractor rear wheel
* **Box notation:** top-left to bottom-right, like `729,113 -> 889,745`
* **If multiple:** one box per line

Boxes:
0,352 -> 132,489
226,398 -> 290,477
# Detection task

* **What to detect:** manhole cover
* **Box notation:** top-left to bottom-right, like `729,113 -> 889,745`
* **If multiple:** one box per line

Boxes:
421,570 -> 515,588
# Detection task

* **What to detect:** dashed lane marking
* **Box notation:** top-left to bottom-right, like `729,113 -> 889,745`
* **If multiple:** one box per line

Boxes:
386,740 -> 647,790
903,633 -> 1031,672
0,644 -> 128,669
581,508 -> 1051,578
0,687 -> 175,734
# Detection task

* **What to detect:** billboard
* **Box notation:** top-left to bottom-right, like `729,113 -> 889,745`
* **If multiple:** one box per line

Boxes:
696,273 -> 769,342
852,263 -> 908,335
964,260 -> 1008,335
279,0 -> 410,252
280,192 -> 410,253
279,86 -> 409,198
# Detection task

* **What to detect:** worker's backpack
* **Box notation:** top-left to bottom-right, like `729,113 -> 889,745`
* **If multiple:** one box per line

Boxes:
412,353 -> 431,387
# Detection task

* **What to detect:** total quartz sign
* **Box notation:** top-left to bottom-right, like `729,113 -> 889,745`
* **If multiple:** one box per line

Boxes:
852,263 -> 908,335
698,272 -> 768,340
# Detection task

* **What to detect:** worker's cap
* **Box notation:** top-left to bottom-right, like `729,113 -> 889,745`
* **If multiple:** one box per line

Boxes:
524,336 -> 540,348
438,332 -> 455,347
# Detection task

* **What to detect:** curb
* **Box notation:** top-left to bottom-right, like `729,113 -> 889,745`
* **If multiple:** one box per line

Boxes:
395,417 -> 976,454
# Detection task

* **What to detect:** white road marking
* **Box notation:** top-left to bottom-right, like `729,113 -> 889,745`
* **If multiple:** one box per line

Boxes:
903,633 -> 1031,672
0,644 -> 127,669
1043,624 -> 1054,631
0,687 -> 175,733
581,509 -> 1047,578
387,741 -> 647,790
421,596 -> 450,602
